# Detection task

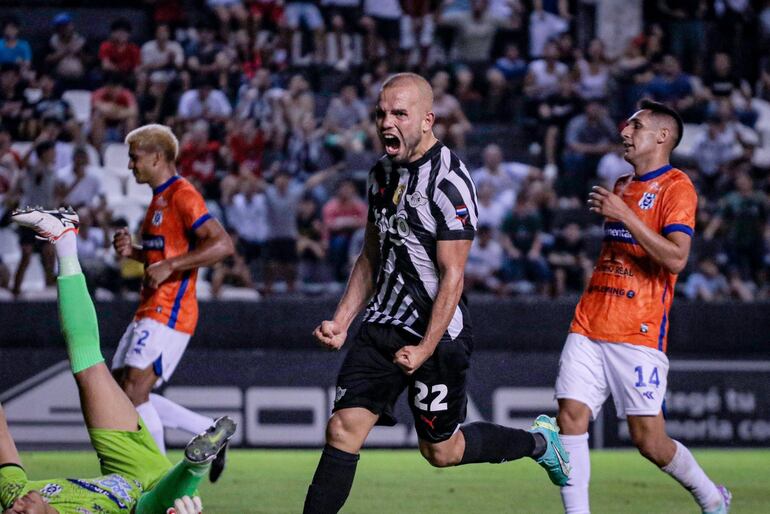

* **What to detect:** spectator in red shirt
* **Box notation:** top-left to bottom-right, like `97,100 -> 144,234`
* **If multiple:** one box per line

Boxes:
90,72 -> 138,148
321,178 -> 367,281
178,120 -> 224,199
226,118 -> 266,176
98,19 -> 141,75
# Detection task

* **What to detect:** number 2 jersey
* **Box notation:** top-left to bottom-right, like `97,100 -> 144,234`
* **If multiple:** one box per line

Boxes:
136,175 -> 211,335
570,165 -> 697,352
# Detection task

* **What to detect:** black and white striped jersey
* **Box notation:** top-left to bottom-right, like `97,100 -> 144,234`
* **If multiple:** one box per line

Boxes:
363,141 -> 479,340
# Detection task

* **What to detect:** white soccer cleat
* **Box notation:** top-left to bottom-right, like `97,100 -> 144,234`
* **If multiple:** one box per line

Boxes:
11,206 -> 80,242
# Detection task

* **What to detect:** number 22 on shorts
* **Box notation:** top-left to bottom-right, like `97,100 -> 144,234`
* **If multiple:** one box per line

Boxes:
413,381 -> 448,411
634,366 -> 660,388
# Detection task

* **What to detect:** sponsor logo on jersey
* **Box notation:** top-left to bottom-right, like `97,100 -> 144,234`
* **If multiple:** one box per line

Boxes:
586,285 -> 635,298
335,386 -> 347,403
596,263 -> 634,277
151,210 -> 163,226
375,210 -> 411,246
642,391 -> 655,400
638,192 -> 657,210
406,191 -> 428,208
67,479 -> 129,510
603,222 -> 637,245
142,234 -> 165,251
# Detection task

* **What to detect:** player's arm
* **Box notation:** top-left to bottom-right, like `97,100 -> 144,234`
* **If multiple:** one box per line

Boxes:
588,186 -> 692,274
145,217 -> 234,288
0,404 -> 22,468
394,239 -> 471,375
314,222 -> 380,350
113,227 -> 144,262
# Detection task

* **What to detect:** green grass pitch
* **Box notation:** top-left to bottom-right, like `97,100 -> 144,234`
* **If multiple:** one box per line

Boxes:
19,449 -> 769,513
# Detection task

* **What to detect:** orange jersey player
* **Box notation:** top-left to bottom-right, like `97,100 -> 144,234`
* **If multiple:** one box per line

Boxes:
570,163 -> 697,353
554,100 -> 731,514
110,124 -> 234,482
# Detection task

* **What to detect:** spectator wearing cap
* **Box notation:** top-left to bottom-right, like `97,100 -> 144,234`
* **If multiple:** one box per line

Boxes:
0,17 -> 32,76
45,13 -> 86,88
90,73 -> 138,148
12,140 -> 58,296
99,19 -> 141,75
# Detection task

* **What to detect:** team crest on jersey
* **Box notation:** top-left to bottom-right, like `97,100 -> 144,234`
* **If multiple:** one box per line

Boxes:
40,483 -> 62,497
638,192 -> 657,210
392,184 -> 406,205
406,191 -> 427,208
151,210 -> 163,226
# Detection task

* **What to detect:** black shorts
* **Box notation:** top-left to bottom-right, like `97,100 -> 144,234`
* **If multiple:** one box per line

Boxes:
333,322 -> 472,443
266,237 -> 298,263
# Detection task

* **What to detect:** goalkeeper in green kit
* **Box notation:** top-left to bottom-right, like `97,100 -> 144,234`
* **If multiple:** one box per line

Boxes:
1,207 -> 236,514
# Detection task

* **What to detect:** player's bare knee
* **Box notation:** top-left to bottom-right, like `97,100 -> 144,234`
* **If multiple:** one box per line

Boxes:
419,445 -> 457,468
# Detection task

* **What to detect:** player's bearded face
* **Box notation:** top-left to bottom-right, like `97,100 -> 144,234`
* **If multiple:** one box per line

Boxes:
376,86 -> 430,163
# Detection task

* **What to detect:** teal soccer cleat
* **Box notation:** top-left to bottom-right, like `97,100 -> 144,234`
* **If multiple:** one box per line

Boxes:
529,414 -> 571,486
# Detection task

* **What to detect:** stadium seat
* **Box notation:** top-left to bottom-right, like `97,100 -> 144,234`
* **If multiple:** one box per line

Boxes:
673,123 -> 703,160
103,143 -> 130,177
62,90 -> 92,124
125,177 -> 152,206
110,198 -> 146,232
99,169 -> 125,203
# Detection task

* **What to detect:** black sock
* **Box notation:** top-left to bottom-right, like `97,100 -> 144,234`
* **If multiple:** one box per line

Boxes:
459,422 -> 540,465
303,444 -> 360,514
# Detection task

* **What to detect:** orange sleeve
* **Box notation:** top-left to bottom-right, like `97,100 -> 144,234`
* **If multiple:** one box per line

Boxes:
174,187 -> 211,232
660,178 -> 697,237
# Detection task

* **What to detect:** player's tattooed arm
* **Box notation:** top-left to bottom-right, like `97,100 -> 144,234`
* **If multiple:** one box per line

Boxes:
314,223 -> 380,350
588,186 -> 692,274
394,239 -> 471,375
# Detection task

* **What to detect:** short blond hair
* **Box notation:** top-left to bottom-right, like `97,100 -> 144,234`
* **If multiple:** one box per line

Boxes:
125,124 -> 179,162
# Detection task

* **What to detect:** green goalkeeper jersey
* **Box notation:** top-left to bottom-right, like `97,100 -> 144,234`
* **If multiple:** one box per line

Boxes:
0,466 -> 143,513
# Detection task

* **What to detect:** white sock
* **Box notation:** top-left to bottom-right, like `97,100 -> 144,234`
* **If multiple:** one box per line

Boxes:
136,401 -> 166,453
662,440 -> 722,511
150,393 -> 213,435
54,231 -> 81,277
560,433 -> 591,514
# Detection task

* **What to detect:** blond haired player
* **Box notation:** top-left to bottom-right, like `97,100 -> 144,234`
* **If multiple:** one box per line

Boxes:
111,124 -> 234,480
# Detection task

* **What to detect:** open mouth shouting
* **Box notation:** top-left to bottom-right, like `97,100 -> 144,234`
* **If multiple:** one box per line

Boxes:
382,133 -> 402,157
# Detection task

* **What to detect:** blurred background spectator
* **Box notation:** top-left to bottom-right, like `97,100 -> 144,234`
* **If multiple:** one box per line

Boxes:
0,1 -> 767,302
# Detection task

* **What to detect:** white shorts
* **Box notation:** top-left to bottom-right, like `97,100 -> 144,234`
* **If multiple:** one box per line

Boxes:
554,333 -> 669,420
112,318 -> 191,387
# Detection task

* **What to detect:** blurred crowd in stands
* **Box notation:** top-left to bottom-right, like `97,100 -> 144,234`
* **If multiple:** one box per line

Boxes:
0,0 -> 768,301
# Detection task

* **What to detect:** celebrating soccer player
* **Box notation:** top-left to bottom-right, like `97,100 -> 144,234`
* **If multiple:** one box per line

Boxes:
3,206 -> 236,514
554,100 -> 731,514
110,124 -> 234,480
303,73 -> 570,514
